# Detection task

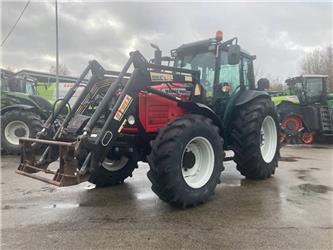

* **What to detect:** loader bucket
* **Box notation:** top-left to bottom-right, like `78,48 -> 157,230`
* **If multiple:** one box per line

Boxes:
16,138 -> 85,187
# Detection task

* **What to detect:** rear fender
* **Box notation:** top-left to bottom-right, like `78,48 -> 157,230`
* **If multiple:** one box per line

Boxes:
234,90 -> 270,107
224,89 -> 270,128
1,104 -> 36,116
223,90 -> 271,146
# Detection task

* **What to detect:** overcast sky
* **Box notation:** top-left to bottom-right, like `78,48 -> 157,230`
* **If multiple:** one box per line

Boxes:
1,1 -> 332,83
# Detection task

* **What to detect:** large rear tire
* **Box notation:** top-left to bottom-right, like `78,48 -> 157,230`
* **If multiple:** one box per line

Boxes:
89,156 -> 138,187
1,110 -> 42,155
147,114 -> 224,208
230,98 -> 279,179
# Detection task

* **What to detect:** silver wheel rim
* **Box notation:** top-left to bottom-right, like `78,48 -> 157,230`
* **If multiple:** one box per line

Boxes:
260,116 -> 277,163
102,156 -> 128,172
4,121 -> 30,145
181,136 -> 215,189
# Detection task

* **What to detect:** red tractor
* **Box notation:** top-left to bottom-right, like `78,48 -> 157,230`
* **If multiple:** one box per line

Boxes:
16,32 -> 280,208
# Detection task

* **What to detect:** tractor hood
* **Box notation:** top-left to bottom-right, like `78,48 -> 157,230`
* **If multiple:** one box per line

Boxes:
271,95 -> 300,106
28,94 -> 53,112
1,91 -> 52,118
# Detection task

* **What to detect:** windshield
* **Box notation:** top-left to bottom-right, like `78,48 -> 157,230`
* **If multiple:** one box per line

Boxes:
175,51 -> 215,97
175,50 -> 244,98
219,51 -> 240,92
25,81 -> 36,95
1,77 -> 9,91
306,78 -> 323,97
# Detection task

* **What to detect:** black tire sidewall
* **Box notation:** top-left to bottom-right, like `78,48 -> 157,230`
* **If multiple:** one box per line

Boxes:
89,156 -> 138,187
171,123 -> 223,196
256,108 -> 280,167
148,114 -> 224,207
1,110 -> 42,154
231,98 -> 280,179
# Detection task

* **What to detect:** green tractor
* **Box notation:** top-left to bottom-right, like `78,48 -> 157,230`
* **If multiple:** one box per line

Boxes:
1,70 -> 53,154
272,75 -> 333,144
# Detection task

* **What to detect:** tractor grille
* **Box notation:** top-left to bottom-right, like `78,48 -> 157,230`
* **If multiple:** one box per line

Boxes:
320,106 -> 333,132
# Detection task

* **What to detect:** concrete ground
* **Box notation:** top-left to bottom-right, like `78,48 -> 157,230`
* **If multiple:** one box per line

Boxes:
1,145 -> 332,249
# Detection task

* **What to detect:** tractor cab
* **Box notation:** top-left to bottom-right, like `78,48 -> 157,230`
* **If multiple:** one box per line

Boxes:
1,70 -> 38,96
8,75 -> 38,95
152,32 -> 256,106
285,75 -> 328,105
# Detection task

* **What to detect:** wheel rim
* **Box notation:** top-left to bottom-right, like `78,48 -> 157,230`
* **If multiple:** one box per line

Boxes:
260,116 -> 277,163
302,132 -> 314,144
181,136 -> 215,189
282,115 -> 302,132
102,156 -> 128,172
4,121 -> 30,145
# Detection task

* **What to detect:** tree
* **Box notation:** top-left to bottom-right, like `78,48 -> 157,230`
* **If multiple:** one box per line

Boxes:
49,64 -> 71,76
300,45 -> 333,92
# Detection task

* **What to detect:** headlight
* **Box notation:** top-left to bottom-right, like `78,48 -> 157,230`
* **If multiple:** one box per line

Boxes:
128,115 -> 135,125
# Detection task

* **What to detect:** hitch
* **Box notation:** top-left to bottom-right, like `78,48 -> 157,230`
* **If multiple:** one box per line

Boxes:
16,138 -> 86,187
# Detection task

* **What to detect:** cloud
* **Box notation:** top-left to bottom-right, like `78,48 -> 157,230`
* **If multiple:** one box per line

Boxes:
1,1 -> 332,81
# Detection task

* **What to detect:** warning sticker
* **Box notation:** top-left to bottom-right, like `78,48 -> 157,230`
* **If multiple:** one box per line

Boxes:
118,119 -> 127,133
184,75 -> 193,82
150,72 -> 173,82
114,95 -> 133,121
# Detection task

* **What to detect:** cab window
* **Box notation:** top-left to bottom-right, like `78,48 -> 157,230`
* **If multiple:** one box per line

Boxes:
242,57 -> 251,87
306,78 -> 323,98
219,51 -> 240,93
176,51 -> 215,98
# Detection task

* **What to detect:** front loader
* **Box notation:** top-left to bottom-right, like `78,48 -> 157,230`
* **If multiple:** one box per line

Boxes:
17,32 -> 280,208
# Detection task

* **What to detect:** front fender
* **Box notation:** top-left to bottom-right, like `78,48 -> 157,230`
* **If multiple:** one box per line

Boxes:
178,101 -> 222,131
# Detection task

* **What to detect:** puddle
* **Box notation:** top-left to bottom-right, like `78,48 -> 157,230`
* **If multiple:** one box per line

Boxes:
44,203 -> 80,209
280,156 -> 305,162
298,183 -> 333,194
84,184 -> 96,190
2,205 -> 27,210
309,167 -> 320,171
305,145 -> 333,149
135,192 -> 156,200
89,216 -> 138,224
292,169 -> 310,175
298,175 -> 312,181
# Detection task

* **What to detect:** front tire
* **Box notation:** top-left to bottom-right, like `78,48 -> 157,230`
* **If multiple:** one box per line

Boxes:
230,98 -> 279,179
89,156 -> 138,187
147,114 -> 224,208
1,110 -> 42,154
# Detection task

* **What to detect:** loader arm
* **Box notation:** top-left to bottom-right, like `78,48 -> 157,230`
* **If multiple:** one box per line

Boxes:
16,51 -> 200,186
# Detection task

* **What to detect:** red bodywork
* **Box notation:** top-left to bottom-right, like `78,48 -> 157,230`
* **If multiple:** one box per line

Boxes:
123,84 -> 189,133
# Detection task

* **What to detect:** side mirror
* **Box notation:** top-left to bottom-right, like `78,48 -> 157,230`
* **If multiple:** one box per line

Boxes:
257,78 -> 270,91
228,44 -> 241,65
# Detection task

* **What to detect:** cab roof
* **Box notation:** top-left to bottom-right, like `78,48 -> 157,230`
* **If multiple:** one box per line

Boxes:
173,37 -> 253,59
286,74 -> 328,84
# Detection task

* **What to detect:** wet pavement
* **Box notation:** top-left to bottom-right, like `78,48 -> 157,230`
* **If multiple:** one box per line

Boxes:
1,145 -> 332,249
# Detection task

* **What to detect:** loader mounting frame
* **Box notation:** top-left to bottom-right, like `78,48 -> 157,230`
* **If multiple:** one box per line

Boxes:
16,51 -> 200,186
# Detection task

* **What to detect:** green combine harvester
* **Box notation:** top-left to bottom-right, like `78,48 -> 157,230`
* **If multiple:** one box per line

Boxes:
272,75 -> 333,144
